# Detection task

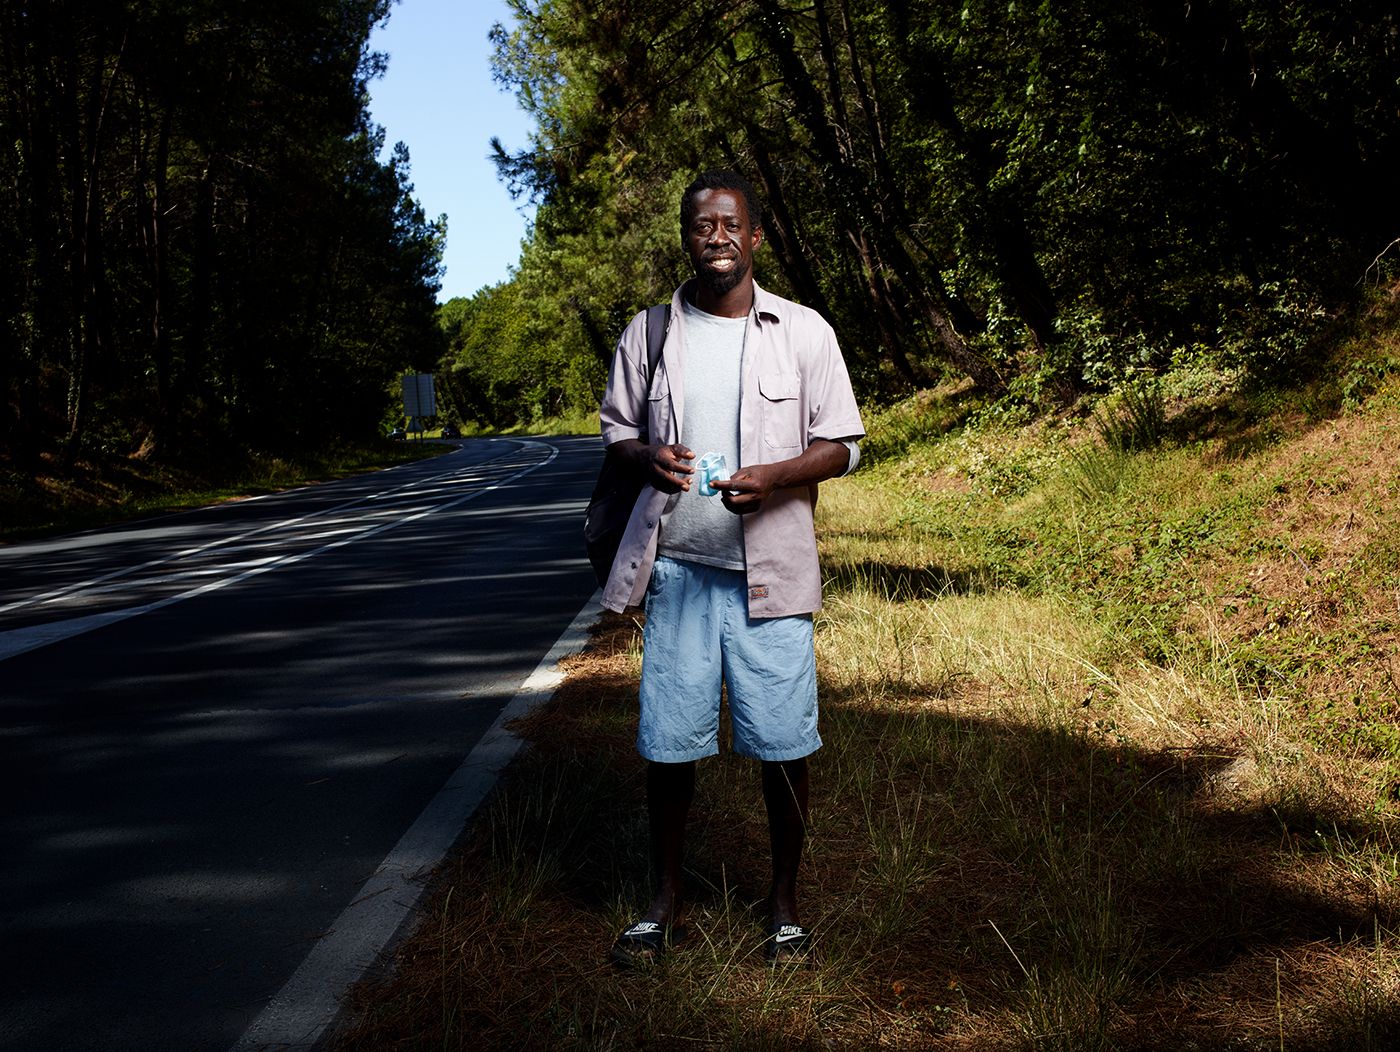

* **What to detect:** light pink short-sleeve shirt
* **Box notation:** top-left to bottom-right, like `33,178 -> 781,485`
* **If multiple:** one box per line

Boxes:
599,280 -> 865,618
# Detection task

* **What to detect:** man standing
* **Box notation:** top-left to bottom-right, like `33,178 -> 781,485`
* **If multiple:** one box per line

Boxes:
599,170 -> 864,966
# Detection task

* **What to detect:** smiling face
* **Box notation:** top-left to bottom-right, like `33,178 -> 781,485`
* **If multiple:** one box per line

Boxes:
684,188 -> 762,303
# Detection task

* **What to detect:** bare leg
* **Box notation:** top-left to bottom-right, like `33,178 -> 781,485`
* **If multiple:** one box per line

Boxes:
643,759 -> 695,926
761,756 -> 809,932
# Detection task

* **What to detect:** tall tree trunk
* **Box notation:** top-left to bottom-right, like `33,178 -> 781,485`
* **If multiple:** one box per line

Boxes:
848,229 -> 924,385
733,132 -> 834,321
188,166 -> 216,406
750,0 -> 1003,392
58,16 -> 126,469
884,0 -> 1058,361
148,104 -> 177,458
1,1 -> 46,468
55,10 -> 90,470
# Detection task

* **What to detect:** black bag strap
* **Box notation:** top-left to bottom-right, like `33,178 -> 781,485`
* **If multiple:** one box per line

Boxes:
644,303 -> 670,388
636,303 -> 669,444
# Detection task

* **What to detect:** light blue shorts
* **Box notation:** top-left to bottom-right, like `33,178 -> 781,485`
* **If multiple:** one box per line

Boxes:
637,556 -> 821,763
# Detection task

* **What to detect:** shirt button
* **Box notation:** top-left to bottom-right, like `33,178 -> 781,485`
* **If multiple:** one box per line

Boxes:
631,562 -> 638,569
646,521 -> 654,529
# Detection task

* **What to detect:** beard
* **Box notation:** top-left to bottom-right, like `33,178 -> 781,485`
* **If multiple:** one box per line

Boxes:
696,256 -> 749,296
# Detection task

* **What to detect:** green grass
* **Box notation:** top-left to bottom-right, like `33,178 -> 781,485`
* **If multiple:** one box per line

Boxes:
440,404 -> 604,439
325,290 -> 1400,1050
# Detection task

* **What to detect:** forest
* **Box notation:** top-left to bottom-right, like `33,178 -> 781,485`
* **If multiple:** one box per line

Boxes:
6,1 -> 1399,468
0,0 -> 445,475
440,0 -> 1400,429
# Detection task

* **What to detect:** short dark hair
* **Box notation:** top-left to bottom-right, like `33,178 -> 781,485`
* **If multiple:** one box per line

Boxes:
679,170 -> 763,237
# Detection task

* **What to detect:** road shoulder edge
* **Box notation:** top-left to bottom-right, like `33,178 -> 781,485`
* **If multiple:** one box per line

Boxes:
229,590 -> 605,1052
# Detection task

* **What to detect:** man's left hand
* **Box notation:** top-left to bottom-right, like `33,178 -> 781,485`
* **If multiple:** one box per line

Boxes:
710,439 -> 853,515
712,465 -> 778,515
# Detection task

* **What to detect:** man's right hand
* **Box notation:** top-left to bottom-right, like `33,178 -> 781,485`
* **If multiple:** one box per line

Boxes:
648,443 -> 696,493
608,439 -> 695,494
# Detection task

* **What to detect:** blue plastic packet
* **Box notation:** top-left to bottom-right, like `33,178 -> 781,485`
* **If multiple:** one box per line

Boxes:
696,452 -> 728,497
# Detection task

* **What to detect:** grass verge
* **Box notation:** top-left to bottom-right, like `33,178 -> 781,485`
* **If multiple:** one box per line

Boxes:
325,292 -> 1400,1050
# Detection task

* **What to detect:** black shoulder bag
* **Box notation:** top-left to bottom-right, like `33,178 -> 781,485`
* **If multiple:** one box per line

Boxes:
583,303 -> 670,588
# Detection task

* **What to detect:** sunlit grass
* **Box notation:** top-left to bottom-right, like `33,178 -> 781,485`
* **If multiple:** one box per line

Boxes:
431,406 -> 602,440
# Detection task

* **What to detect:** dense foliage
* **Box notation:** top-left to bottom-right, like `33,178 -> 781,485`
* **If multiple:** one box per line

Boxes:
444,0 -> 1400,427
1,0 -> 446,470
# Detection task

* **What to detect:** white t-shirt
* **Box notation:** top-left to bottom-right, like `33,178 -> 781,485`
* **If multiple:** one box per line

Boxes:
656,298 -> 746,571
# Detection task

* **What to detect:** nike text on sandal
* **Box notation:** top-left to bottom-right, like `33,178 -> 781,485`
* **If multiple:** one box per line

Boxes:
764,923 -> 816,966
610,920 -> 685,967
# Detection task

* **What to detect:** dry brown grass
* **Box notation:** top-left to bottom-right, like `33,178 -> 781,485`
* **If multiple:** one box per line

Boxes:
326,593 -> 1400,1050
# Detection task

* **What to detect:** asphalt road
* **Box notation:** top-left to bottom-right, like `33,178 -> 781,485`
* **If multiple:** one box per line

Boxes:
0,435 -> 604,1052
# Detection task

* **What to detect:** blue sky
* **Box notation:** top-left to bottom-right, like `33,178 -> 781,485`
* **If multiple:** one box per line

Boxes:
367,0 -> 538,303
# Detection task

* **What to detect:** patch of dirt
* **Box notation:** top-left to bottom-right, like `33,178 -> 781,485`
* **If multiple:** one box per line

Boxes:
1175,407 -> 1400,720
916,471 -> 976,496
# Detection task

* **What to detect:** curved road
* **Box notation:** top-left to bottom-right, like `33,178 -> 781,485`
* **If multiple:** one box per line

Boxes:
0,435 -> 603,1051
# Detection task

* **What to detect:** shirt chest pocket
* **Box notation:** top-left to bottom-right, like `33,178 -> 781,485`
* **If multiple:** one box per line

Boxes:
759,372 -> 802,453
647,372 -> 674,444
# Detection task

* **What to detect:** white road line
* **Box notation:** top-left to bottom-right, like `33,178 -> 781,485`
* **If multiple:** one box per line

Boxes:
57,557 -> 286,598
0,443 -> 557,663
185,528 -> 376,558
0,441 -> 523,617
0,604 -> 171,661
228,592 -> 603,1052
